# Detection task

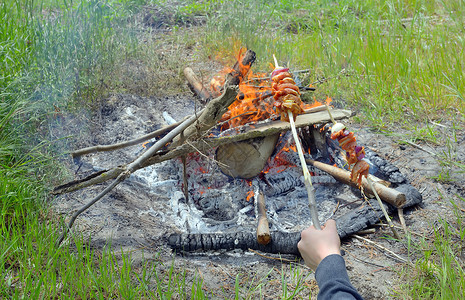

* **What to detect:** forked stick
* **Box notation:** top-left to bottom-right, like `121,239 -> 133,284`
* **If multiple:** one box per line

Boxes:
273,55 -> 321,229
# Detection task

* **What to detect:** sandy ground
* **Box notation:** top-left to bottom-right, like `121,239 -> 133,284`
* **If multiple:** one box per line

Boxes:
51,10 -> 465,299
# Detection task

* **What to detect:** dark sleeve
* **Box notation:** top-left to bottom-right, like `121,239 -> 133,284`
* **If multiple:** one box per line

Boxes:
315,254 -> 364,300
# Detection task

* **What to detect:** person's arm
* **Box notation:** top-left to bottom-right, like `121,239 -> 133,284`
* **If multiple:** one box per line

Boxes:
315,254 -> 363,300
297,220 -> 363,300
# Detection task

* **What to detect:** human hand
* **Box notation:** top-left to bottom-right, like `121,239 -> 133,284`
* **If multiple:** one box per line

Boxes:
297,219 -> 341,270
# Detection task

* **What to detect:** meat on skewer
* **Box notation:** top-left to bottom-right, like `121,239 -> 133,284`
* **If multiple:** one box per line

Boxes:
330,123 -> 369,187
270,67 -> 304,122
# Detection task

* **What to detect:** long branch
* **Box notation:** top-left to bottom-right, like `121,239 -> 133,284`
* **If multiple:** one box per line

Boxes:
71,116 -> 192,158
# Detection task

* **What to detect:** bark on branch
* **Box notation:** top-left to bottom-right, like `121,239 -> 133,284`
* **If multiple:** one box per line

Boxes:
71,118 -> 187,158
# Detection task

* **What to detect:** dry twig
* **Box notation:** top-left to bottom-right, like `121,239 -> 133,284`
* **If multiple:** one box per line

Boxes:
352,235 -> 411,265
71,117 -> 190,158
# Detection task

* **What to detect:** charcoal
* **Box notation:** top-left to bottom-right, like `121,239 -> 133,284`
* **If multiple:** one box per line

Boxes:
365,148 -> 408,185
262,169 -> 303,197
168,231 -> 300,254
396,184 -> 422,207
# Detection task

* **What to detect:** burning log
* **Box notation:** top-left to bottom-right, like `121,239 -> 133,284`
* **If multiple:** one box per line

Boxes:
183,67 -> 212,102
172,50 -> 256,147
225,49 -> 256,86
53,108 -> 351,195
256,191 -> 271,245
306,159 -> 406,208
171,86 -> 239,147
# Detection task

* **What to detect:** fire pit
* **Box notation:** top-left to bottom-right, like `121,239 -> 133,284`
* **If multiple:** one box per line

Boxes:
53,50 -> 422,255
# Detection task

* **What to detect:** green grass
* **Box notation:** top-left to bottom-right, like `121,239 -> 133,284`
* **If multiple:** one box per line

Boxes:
395,196 -> 465,299
203,0 -> 465,124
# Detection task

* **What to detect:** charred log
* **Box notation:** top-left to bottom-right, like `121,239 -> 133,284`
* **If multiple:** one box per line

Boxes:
225,49 -> 256,86
167,198 -> 401,255
168,231 -> 300,255
365,148 -> 408,185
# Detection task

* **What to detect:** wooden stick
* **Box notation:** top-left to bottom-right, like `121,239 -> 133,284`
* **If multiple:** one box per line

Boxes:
289,111 -> 321,229
183,67 -> 211,102
256,191 -> 271,245
306,159 -> 406,208
70,118 -> 190,158
356,228 -> 376,235
366,177 -> 401,239
397,207 -> 408,233
273,54 -> 321,229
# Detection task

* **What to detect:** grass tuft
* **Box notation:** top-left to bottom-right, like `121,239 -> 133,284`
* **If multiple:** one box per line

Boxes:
395,197 -> 465,298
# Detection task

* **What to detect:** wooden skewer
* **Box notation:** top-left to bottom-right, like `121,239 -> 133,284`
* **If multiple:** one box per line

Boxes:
273,55 -> 321,229
324,105 -> 400,239
289,111 -> 321,229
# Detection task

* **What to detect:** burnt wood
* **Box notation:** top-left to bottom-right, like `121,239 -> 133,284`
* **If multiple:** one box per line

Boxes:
225,49 -> 256,86
168,186 -> 422,255
167,199 -> 387,255
168,231 -> 300,254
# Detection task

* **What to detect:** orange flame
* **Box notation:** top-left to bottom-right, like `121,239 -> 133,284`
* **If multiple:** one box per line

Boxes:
245,180 -> 254,201
246,190 -> 254,201
211,50 -> 333,130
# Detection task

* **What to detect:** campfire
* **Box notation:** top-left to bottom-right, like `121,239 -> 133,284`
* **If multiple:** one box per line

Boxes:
54,49 -> 422,254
